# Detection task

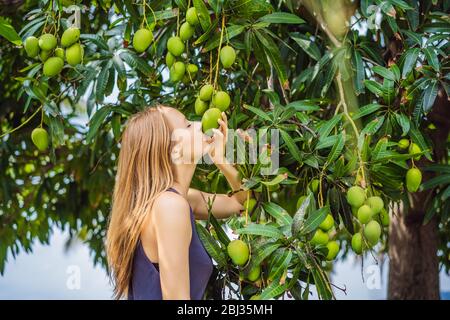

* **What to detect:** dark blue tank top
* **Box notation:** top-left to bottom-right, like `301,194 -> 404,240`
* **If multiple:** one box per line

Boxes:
128,187 -> 213,300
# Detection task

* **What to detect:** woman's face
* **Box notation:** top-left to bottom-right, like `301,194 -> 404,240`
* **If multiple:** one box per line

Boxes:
160,106 -> 210,164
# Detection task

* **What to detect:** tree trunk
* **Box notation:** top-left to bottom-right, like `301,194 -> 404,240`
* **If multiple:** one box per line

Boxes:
388,204 -> 440,299
388,89 -> 450,300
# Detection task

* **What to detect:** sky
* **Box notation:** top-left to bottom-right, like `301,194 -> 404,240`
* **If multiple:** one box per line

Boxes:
0,227 -> 448,299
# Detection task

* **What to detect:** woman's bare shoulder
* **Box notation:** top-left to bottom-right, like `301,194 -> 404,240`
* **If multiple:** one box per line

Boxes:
152,190 -> 191,223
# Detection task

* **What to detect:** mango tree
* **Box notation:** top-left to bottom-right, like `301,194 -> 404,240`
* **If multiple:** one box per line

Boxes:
0,0 -> 449,299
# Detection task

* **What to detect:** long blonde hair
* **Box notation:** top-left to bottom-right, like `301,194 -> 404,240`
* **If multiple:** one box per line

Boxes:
106,105 -> 174,299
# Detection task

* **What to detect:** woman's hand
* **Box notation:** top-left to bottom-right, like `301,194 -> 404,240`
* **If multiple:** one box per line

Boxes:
207,112 -> 228,165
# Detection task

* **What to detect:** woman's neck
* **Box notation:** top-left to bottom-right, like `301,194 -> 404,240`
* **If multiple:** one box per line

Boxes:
171,163 -> 196,197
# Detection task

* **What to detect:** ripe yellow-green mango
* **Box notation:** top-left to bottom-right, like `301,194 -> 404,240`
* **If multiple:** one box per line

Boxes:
247,265 -> 261,282
133,28 -> 153,53
31,128 -> 49,151
201,108 -> 222,134
165,52 -> 175,67
310,229 -> 329,246
187,64 -> 198,76
326,241 -> 340,260
212,91 -> 231,111
38,33 -> 57,51
364,220 -> 381,247
194,97 -> 208,116
409,143 -> 422,160
43,57 -> 64,77
296,195 -> 307,210
346,186 -> 366,207
319,214 -> 335,231
39,50 -> 50,62
169,61 -> 185,82
357,205 -> 373,224
309,179 -> 319,193
24,36 -> 39,58
406,167 -> 422,192
366,196 -> 384,214
186,7 -> 199,26
61,27 -> 80,48
243,198 -> 257,213
380,208 -> 390,227
351,233 -> 363,254
180,22 -> 194,41
227,239 -> 249,266
220,46 -> 236,68
167,36 -> 184,57
199,84 -> 214,101
398,138 -> 410,150
66,43 -> 83,66
54,47 -> 65,59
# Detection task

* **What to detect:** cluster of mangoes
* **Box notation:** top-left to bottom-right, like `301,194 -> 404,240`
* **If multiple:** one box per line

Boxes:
295,180 -> 339,260
162,7 -> 236,134
227,239 -> 261,283
24,27 -> 83,78
346,186 -> 387,254
397,138 -> 423,193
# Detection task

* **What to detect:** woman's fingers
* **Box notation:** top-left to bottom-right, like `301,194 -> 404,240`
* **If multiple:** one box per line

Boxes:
212,128 -> 223,137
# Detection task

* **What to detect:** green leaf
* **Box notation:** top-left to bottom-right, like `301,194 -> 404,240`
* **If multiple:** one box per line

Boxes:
262,202 -> 293,226
236,223 -> 285,239
95,61 -> 112,102
280,129 -> 302,163
290,32 -> 321,61
315,135 -> 339,150
364,80 -> 383,96
317,114 -> 343,140
311,268 -> 333,300
372,66 -> 396,81
422,79 -> 439,113
258,12 -> 305,24
259,279 -> 288,300
80,34 -> 109,51
300,206 -> 329,235
203,24 -> 245,52
120,51 -> 153,76
48,116 -> 65,147
261,173 -> 288,187
113,54 -> 127,81
268,249 -> 293,281
409,125 -> 432,161
0,17 -> 22,45
401,48 -> 419,79
285,101 -> 320,112
395,113 -> 410,136
209,214 -> 230,246
193,0 -> 212,32
326,133 -> 345,164
353,49 -> 365,94
421,174 -> 450,190
195,223 -> 228,268
245,241 -> 281,272
423,47 -> 440,72
243,104 -> 272,122
254,30 -> 288,87
351,103 -> 382,120
86,106 -> 112,144
111,114 -> 121,141
292,193 -> 312,236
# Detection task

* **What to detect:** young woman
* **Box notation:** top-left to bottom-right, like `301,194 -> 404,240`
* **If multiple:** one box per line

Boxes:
106,105 -> 247,300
